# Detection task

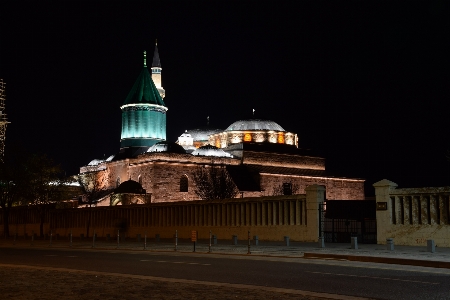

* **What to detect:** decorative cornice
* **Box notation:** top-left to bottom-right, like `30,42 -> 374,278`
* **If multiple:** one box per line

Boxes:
121,103 -> 168,113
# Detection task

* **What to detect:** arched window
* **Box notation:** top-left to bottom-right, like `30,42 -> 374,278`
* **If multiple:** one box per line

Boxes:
138,175 -> 142,185
116,177 -> 121,188
180,175 -> 188,192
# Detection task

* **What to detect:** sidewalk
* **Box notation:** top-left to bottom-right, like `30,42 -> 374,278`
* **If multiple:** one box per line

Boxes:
2,236 -> 450,269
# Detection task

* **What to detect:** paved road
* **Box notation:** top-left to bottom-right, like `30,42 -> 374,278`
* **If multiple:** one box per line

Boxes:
1,247 -> 449,300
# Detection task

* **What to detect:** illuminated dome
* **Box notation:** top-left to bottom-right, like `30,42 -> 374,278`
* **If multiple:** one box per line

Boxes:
187,128 -> 223,141
191,145 -> 233,158
88,159 -> 104,166
209,119 -> 297,148
147,141 -> 186,154
225,119 -> 285,132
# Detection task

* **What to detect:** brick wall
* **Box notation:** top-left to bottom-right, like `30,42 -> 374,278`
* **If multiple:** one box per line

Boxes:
260,174 -> 364,200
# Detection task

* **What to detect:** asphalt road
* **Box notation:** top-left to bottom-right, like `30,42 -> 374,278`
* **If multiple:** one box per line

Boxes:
1,247 -> 449,300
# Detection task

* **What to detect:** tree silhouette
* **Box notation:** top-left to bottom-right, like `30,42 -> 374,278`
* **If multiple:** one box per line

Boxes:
192,165 -> 238,200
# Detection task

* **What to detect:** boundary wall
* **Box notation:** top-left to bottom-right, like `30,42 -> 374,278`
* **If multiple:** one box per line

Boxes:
374,179 -> 450,247
0,185 -> 325,242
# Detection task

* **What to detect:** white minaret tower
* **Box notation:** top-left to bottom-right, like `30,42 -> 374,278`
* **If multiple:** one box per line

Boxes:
151,40 -> 165,99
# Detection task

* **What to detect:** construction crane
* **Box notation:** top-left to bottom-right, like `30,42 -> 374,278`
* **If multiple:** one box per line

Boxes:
0,79 -> 9,162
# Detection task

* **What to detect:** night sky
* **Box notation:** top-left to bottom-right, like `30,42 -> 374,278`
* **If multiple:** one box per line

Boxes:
1,1 -> 449,196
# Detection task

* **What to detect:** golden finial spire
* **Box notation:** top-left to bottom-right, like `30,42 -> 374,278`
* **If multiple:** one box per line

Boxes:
143,50 -> 147,66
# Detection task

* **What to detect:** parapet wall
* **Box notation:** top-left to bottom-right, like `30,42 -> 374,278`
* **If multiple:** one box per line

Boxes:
374,179 -> 450,247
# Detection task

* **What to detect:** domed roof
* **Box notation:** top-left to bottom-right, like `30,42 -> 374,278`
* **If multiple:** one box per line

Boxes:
115,180 -> 146,194
225,119 -> 285,131
191,145 -> 233,158
186,128 -> 223,141
147,141 -> 186,154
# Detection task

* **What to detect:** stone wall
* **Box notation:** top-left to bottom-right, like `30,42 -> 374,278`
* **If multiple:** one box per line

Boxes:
260,174 -> 364,200
374,179 -> 450,247
82,150 -> 363,203
243,151 -> 325,169
0,187 -> 325,242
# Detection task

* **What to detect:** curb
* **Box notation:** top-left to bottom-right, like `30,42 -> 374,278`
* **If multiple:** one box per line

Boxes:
303,252 -> 450,269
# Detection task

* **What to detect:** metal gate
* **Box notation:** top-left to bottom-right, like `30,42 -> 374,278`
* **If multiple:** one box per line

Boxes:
319,200 -> 377,244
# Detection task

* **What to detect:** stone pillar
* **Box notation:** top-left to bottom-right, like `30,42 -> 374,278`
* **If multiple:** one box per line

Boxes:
421,196 -> 428,225
439,196 -> 448,225
272,202 -> 277,225
395,196 -> 402,224
373,179 -> 398,244
430,195 -> 439,225
404,196 -> 411,225
262,202 -> 267,226
305,184 -> 326,242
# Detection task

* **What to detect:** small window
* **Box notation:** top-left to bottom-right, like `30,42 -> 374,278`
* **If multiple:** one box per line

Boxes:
138,175 -> 142,185
116,177 -> 121,188
180,175 -> 188,192
283,183 -> 292,195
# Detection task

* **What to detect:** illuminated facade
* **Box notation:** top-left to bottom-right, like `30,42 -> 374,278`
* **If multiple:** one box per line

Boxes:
81,45 -> 365,205
208,119 -> 298,149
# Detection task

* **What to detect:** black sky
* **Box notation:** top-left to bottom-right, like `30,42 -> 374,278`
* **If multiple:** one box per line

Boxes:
1,1 -> 449,196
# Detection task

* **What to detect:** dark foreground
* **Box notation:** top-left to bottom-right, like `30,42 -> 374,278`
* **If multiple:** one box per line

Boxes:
1,244 -> 450,300
0,266 -> 324,300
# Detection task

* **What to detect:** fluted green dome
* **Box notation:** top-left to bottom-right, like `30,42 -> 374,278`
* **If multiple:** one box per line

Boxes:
123,67 -> 165,106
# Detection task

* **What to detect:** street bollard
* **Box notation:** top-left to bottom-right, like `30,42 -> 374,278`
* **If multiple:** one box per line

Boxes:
284,236 -> 290,247
247,231 -> 251,254
208,230 -> 212,253
70,230 -> 73,248
117,230 -> 120,248
175,230 -> 178,251
427,239 -> 435,253
49,231 -> 53,247
318,236 -> 325,248
212,235 -> 217,245
386,238 -> 394,251
351,236 -> 358,249
232,235 -> 238,245
144,232 -> 147,250
253,235 -> 259,246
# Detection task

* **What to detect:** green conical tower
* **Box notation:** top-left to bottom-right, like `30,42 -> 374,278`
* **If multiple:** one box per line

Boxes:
120,50 -> 168,148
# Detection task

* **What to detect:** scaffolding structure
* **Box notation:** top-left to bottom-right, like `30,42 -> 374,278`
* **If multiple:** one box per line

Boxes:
0,79 -> 9,162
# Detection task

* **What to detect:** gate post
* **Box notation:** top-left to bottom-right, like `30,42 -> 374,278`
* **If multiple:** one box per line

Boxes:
305,185 -> 326,242
373,179 -> 397,245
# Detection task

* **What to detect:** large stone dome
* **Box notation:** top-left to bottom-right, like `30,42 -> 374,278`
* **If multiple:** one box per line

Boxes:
147,141 -> 186,154
225,119 -> 285,132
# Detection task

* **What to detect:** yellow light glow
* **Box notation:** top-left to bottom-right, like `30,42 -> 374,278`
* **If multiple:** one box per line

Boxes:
244,133 -> 252,142
277,133 -> 284,143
